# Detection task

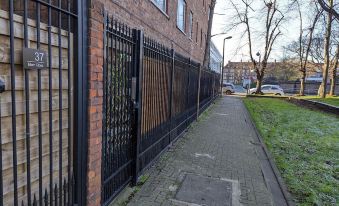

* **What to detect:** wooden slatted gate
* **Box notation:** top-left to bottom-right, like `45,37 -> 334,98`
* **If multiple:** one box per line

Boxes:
0,0 -> 86,205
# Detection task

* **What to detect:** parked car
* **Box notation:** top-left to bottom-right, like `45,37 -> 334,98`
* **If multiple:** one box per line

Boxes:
250,85 -> 284,95
223,83 -> 235,95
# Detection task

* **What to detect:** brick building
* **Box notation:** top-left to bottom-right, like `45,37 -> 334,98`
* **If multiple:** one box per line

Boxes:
86,1 -> 212,205
223,61 -> 253,84
0,0 -> 215,205
94,0 -> 212,63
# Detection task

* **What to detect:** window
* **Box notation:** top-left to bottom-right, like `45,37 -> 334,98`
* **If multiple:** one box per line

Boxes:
196,22 -> 199,42
272,86 -> 282,90
200,29 -> 203,46
177,0 -> 186,32
189,11 -> 193,39
261,86 -> 271,91
152,0 -> 167,13
208,6 -> 210,18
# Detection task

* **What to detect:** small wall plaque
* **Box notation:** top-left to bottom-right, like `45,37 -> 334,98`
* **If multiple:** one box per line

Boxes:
23,48 -> 47,69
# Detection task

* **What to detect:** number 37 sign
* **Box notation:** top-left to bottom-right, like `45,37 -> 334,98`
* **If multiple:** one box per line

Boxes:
23,48 -> 47,69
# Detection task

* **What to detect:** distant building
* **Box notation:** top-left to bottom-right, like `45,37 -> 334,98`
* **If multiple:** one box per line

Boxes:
223,61 -> 334,85
223,61 -> 253,84
209,42 -> 222,73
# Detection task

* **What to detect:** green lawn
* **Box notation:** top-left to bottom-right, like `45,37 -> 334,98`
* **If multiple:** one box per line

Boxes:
298,96 -> 339,107
243,98 -> 339,206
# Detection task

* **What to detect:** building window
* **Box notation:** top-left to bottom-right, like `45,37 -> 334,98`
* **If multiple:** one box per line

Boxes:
196,22 -> 199,42
200,29 -> 203,46
208,6 -> 211,19
177,0 -> 186,32
189,11 -> 193,39
152,0 -> 167,13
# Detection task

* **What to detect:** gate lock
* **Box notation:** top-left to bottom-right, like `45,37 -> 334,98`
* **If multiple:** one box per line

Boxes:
0,79 -> 5,93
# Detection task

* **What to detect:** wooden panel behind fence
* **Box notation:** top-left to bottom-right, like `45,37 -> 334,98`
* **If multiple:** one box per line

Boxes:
141,56 -> 171,137
0,10 -> 73,205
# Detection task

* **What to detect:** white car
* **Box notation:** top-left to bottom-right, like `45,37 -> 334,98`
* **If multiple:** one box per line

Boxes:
250,85 -> 284,96
223,83 -> 235,95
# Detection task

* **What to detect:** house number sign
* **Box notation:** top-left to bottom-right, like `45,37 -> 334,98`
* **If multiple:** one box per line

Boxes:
23,48 -> 47,69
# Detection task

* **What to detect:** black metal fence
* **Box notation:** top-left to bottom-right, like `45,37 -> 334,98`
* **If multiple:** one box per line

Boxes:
199,69 -> 220,114
102,14 -> 220,205
137,40 -> 202,173
0,0 -> 84,205
101,15 -> 135,205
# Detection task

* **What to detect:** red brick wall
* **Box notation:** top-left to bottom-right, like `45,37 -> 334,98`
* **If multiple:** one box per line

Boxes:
86,1 -> 104,205
91,0 -> 211,63
85,1 -> 210,205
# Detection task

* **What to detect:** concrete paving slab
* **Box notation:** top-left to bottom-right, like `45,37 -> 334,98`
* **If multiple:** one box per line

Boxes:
122,96 -> 288,206
175,174 -> 232,206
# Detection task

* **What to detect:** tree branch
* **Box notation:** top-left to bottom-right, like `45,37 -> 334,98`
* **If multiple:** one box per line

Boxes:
317,0 -> 339,20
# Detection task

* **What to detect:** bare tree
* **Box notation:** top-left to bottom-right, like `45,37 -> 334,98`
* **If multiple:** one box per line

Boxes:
228,0 -> 284,94
295,1 -> 322,95
318,0 -> 339,20
318,0 -> 334,98
203,0 -> 217,69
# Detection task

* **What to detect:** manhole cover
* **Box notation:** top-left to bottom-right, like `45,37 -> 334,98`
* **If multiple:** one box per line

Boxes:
175,174 -> 232,206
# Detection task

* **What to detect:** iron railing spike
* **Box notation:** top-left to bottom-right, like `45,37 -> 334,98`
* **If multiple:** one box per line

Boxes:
33,194 -> 37,206
44,189 -> 48,206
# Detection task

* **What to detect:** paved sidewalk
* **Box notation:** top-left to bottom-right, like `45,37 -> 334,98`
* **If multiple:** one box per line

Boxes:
126,97 -> 276,206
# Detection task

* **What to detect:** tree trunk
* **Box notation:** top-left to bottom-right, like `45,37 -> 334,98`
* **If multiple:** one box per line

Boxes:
202,0 -> 216,69
318,0 -> 333,98
298,2 -> 320,97
256,62 -> 268,94
329,45 -> 339,96
297,0 -> 304,96
329,79 -> 336,96
300,72 -> 306,96
256,75 -> 263,94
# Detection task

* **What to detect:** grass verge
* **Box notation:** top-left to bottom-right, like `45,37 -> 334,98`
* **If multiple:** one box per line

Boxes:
243,98 -> 339,206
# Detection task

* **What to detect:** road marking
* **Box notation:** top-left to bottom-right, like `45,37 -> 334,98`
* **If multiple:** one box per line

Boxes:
214,113 -> 229,116
194,153 -> 215,160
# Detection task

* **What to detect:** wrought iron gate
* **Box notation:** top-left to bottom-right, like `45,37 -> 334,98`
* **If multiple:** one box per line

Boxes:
102,12 -> 221,206
0,0 -> 86,205
102,15 -> 136,205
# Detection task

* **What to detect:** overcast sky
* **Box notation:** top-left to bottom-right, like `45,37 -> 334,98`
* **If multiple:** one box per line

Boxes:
212,0 -> 302,64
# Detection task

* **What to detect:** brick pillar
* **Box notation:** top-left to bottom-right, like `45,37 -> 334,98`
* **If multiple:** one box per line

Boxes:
86,1 -> 104,206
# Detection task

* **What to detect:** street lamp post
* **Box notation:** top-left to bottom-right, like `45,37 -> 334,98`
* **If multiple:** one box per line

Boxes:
256,52 -> 261,68
221,36 -> 232,94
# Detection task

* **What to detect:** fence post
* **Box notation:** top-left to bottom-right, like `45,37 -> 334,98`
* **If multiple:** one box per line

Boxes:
213,74 -> 216,98
132,29 -> 144,185
186,58 -> 191,125
168,49 -> 175,143
212,72 -> 215,98
196,65 -> 202,119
